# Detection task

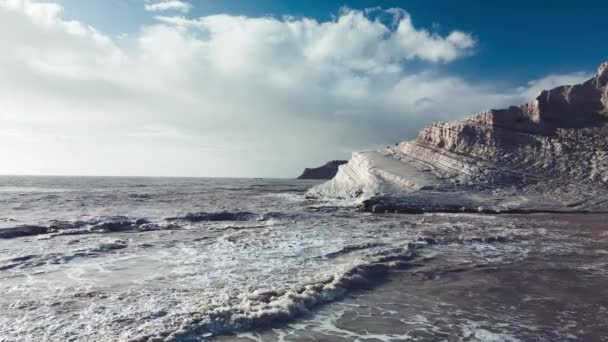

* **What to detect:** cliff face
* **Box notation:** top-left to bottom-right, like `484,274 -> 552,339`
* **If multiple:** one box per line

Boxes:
308,61 -> 608,212
297,160 -> 348,179
405,61 -> 608,185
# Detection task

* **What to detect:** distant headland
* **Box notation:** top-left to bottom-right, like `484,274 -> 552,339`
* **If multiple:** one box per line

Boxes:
297,160 -> 348,180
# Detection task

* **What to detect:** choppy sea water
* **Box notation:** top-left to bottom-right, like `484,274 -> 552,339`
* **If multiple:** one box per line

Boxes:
0,176 -> 607,341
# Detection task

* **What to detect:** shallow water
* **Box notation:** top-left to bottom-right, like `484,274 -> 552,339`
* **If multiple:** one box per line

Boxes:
0,177 -> 606,341
231,218 -> 608,342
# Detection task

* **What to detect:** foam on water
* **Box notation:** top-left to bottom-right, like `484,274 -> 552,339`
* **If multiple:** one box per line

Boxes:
0,176 -> 593,341
461,321 -> 522,342
0,212 -> 548,341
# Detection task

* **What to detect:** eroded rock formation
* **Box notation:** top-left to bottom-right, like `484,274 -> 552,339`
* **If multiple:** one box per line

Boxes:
308,61 -> 608,213
297,160 -> 348,179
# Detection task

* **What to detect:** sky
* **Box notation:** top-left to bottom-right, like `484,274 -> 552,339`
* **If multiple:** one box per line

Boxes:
1,0 -> 607,178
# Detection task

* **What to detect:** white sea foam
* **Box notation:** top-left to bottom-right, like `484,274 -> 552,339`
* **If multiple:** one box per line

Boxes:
0,212 -> 548,341
0,177 -> 573,341
461,320 -> 522,342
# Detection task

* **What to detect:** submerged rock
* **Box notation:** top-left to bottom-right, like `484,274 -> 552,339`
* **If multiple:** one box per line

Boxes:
165,211 -> 260,222
297,160 -> 348,179
0,225 -> 48,239
309,61 -> 608,213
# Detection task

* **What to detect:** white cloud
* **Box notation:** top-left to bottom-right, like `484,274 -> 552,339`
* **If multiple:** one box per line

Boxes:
1,0 -> 61,26
0,1 -> 593,177
517,72 -> 593,99
144,0 -> 192,13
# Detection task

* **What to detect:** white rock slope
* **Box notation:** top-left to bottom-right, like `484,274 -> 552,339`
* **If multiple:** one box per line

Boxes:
306,151 -> 447,199
308,61 -> 608,213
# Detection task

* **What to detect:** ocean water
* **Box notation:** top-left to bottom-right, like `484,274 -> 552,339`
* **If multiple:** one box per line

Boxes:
1,176 -> 607,341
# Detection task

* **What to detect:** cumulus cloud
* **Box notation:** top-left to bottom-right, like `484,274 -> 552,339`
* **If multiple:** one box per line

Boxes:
144,0 -> 192,13
0,0 -> 592,177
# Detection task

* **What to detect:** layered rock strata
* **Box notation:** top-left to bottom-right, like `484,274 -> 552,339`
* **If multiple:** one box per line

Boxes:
308,62 -> 608,213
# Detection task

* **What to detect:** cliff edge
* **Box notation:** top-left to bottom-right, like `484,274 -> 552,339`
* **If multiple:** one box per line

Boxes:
308,61 -> 608,213
297,160 -> 348,179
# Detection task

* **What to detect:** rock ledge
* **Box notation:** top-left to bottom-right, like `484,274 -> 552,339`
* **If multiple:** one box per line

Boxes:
308,61 -> 608,213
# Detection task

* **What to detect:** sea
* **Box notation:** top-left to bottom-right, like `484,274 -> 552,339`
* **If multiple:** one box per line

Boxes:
0,176 -> 607,341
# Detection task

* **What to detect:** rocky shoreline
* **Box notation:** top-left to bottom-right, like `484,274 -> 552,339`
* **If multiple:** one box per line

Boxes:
308,61 -> 608,213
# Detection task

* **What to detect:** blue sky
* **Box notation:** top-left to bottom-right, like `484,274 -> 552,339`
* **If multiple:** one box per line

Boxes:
0,0 -> 606,177
52,0 -> 608,85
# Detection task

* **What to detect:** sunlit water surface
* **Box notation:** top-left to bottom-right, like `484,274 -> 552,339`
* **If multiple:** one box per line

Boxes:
0,176 -> 606,341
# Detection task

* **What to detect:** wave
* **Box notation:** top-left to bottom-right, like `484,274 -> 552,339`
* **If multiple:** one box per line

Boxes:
128,193 -> 153,199
165,211 -> 261,223
0,211 -> 290,239
0,218 -> 137,239
165,211 -> 294,223
0,239 -> 128,271
0,214 -> 544,341
130,247 -> 418,341
147,228 -> 539,340
323,242 -> 387,259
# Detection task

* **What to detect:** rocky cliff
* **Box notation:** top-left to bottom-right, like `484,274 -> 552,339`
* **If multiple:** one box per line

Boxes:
308,61 -> 608,213
297,160 -> 348,179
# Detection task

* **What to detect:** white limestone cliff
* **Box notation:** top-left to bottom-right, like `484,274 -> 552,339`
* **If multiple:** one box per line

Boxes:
308,61 -> 608,213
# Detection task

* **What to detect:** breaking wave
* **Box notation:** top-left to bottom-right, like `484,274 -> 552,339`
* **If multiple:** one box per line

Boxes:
0,176 -> 570,341
165,211 -> 262,223
0,240 -> 128,271
0,213 -> 551,341
0,211 -> 290,239
130,247 -> 418,341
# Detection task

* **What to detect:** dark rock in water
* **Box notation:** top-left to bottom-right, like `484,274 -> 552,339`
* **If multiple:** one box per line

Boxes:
0,225 -> 48,239
92,240 -> 128,252
47,220 -> 88,232
166,211 -> 259,222
297,160 -> 348,179
92,219 -> 135,232
135,218 -> 151,225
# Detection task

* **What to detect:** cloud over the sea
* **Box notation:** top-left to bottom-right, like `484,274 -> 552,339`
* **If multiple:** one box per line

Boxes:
0,0 -> 592,177
145,0 -> 192,13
